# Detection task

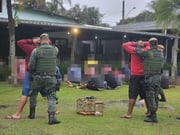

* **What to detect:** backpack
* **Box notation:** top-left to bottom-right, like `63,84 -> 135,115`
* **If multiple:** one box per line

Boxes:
86,75 -> 104,91
105,74 -> 117,89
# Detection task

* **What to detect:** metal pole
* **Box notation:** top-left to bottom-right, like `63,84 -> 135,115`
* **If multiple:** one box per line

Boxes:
122,0 -> 125,21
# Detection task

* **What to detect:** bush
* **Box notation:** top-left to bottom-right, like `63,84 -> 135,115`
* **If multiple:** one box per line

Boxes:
0,65 -> 10,81
163,61 -> 172,76
57,59 -> 71,76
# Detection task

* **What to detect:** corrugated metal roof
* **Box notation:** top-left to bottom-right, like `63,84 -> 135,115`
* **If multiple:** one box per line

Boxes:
112,21 -> 172,31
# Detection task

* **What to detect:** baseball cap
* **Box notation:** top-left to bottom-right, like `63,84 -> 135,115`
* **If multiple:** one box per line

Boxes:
157,44 -> 164,49
40,33 -> 49,39
149,37 -> 158,42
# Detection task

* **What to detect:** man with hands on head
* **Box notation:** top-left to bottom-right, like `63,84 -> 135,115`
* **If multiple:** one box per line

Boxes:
6,37 -> 48,119
120,40 -> 150,119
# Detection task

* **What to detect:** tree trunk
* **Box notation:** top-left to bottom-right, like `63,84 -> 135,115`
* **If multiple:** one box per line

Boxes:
7,0 -> 17,85
70,35 -> 77,64
171,35 -> 178,81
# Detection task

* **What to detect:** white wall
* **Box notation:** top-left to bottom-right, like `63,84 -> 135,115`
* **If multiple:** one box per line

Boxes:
0,0 -> 8,18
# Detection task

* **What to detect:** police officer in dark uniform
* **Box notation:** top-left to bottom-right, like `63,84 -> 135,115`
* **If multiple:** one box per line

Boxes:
135,38 -> 164,123
28,33 -> 60,125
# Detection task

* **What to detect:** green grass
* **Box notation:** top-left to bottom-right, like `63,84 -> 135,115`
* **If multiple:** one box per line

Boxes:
0,81 -> 180,135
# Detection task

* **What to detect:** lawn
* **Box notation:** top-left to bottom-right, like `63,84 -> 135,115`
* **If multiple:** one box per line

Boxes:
0,81 -> 180,135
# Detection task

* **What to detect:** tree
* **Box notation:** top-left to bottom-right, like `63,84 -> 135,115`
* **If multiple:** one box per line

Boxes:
64,4 -> 81,20
66,5 -> 105,26
81,6 -> 103,25
155,0 -> 180,79
118,10 -> 155,24
15,0 -> 45,9
46,0 -> 71,15
147,0 -> 157,12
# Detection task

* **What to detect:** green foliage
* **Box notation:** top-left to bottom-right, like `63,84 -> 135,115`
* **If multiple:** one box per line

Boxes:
155,0 -> 180,34
0,65 -> 10,81
163,61 -> 172,75
118,10 -> 155,24
65,5 -> 105,26
57,59 -> 71,75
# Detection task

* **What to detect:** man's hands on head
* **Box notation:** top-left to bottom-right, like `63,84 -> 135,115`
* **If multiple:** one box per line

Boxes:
33,38 -> 40,46
137,40 -> 144,47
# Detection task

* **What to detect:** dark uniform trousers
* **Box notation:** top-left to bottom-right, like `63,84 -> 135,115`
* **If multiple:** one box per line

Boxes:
144,74 -> 161,113
30,75 -> 57,113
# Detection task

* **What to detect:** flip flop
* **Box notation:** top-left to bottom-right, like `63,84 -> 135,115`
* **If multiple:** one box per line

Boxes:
5,115 -> 21,119
120,114 -> 132,118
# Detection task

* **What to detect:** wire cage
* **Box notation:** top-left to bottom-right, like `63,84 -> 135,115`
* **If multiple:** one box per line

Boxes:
76,96 -> 104,116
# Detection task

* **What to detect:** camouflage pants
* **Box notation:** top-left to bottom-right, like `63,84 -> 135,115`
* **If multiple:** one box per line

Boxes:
144,75 -> 161,113
30,75 -> 57,113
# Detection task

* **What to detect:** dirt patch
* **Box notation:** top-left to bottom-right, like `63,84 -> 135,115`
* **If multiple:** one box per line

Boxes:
0,124 -> 9,129
0,104 -> 16,109
105,99 -> 128,105
158,103 -> 175,110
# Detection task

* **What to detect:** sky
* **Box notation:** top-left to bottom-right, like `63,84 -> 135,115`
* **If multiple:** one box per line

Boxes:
63,0 -> 153,26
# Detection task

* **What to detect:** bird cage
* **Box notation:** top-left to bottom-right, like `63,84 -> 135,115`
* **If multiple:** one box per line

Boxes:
76,96 -> 104,116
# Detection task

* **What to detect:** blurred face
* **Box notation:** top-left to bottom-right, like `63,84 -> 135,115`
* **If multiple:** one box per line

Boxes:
158,47 -> 164,52
33,38 -> 40,47
157,45 -> 164,52
40,39 -> 50,44
137,40 -> 144,47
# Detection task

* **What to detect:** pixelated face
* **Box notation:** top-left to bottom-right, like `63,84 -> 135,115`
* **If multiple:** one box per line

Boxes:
157,45 -> 164,52
33,38 -> 41,47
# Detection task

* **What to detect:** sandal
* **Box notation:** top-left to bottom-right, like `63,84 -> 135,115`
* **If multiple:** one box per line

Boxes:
120,114 -> 132,118
5,115 -> 21,119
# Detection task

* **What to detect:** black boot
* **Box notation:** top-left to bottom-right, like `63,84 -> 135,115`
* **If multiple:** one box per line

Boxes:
159,94 -> 166,102
144,113 -> 158,123
28,107 -> 35,119
48,112 -> 61,125
146,114 -> 152,118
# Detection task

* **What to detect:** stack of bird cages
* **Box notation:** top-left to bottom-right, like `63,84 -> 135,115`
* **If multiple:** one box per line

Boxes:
76,96 -> 104,116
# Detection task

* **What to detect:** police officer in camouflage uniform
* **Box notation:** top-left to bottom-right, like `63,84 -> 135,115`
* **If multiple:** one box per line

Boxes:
28,33 -> 60,125
135,38 -> 164,123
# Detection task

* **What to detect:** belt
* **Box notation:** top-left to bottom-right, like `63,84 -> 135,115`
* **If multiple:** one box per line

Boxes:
33,72 -> 56,76
145,72 -> 161,75
145,73 -> 161,77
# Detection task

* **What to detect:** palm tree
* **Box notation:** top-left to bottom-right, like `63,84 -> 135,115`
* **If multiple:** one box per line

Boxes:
155,0 -> 180,80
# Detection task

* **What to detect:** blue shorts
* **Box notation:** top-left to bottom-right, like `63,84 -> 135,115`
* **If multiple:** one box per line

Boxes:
22,71 -> 48,97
